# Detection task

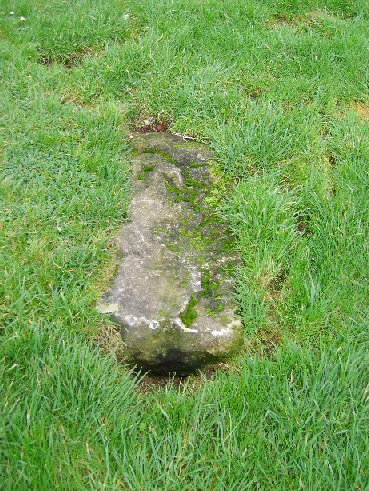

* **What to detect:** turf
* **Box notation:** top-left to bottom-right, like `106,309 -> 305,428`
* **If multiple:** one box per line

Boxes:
1,0 -> 368,489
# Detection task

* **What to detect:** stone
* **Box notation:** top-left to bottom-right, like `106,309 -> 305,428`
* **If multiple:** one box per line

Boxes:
98,132 -> 243,374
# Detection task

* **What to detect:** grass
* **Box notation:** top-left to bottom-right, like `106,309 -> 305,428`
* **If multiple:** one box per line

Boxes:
0,0 -> 368,488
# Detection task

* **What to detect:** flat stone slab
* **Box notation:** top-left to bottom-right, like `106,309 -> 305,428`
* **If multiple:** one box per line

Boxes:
98,132 -> 242,374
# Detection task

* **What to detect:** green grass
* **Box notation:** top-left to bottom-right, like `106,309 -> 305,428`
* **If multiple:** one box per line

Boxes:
1,0 -> 368,488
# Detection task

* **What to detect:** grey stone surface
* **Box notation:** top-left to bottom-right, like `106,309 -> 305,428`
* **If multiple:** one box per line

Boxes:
98,132 -> 243,374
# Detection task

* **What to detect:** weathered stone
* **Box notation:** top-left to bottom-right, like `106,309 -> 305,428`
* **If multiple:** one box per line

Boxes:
98,132 -> 243,374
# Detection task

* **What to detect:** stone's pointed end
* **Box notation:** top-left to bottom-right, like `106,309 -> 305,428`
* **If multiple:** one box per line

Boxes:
98,132 -> 243,375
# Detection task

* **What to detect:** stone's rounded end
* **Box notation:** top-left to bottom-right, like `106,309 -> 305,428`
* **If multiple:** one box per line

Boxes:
115,311 -> 243,375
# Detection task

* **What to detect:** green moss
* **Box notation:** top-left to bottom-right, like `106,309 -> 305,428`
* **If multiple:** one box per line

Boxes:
180,295 -> 198,327
190,163 -> 207,169
201,269 -> 220,296
185,176 -> 201,188
137,164 -> 155,181
164,179 -> 183,201
166,243 -> 180,252
164,176 -> 201,208
200,269 -> 229,314
142,148 -> 176,165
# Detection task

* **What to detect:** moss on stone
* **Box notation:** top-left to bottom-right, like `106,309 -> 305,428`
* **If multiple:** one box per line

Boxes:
131,149 -> 140,157
190,163 -> 207,169
137,164 -> 155,181
180,295 -> 199,327
201,269 -> 220,296
142,148 -> 176,165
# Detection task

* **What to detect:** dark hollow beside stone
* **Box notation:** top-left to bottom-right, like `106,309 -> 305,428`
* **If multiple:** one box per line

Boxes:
98,132 -> 243,374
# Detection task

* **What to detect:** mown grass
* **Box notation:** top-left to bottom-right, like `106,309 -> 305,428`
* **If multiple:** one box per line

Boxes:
1,0 -> 368,489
